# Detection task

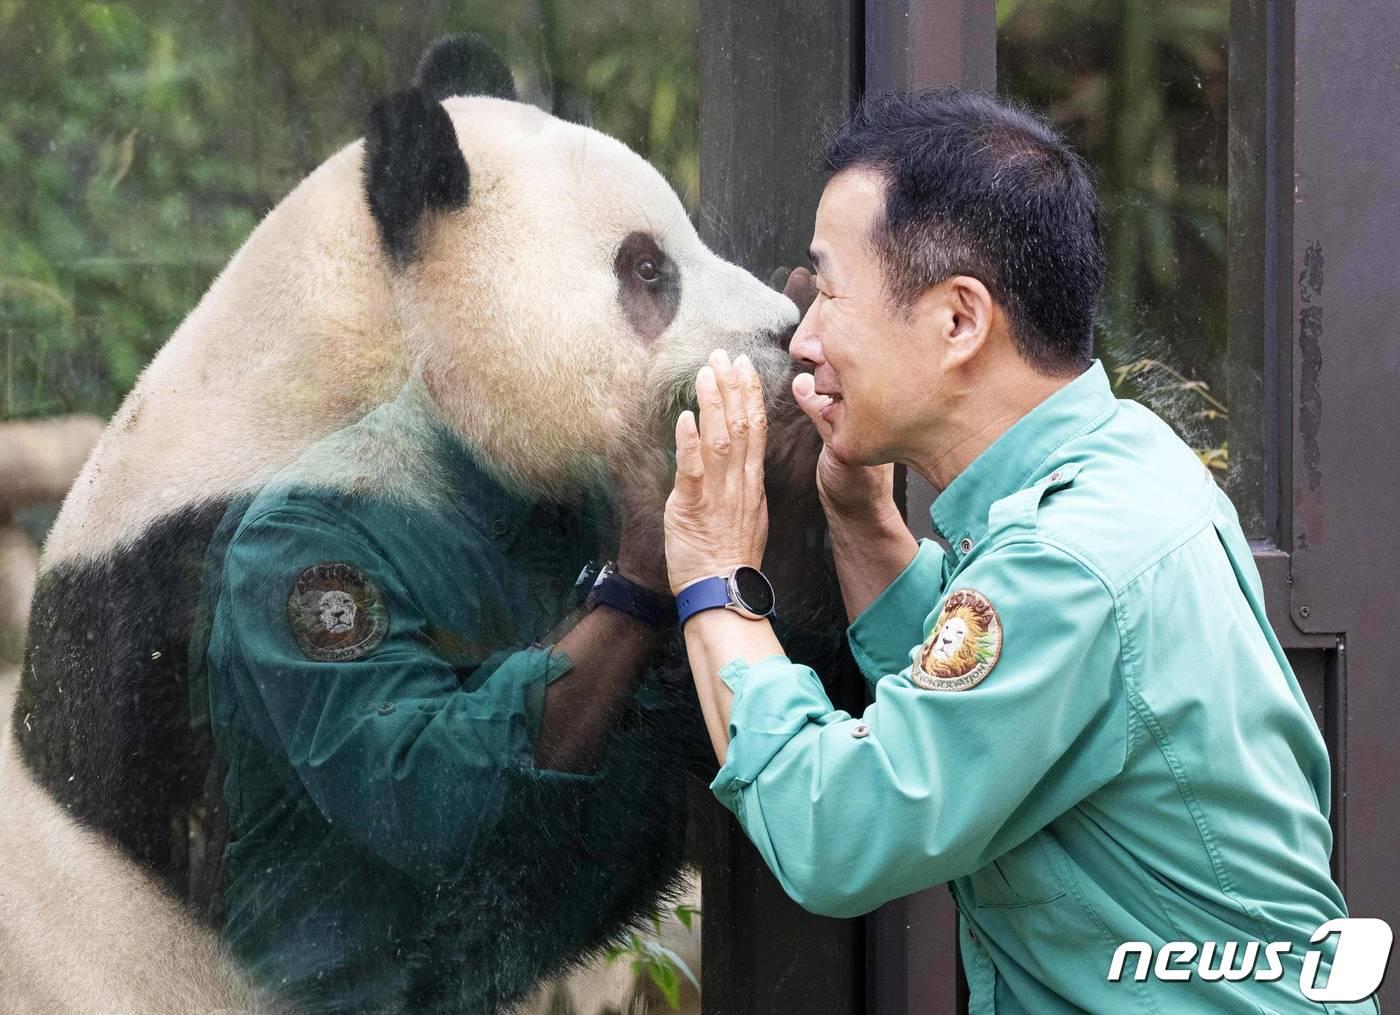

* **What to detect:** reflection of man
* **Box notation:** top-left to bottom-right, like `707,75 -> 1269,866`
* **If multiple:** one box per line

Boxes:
663,90 -> 1377,1012
201,377 -> 692,1012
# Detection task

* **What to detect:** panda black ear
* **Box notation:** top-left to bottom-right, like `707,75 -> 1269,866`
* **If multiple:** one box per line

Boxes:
414,33 -> 517,103
363,87 -> 470,265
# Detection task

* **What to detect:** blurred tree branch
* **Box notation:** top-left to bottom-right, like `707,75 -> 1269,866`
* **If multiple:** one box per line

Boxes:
0,415 -> 102,663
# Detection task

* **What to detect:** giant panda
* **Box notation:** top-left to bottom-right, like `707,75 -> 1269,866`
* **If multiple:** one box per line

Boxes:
7,33 -> 844,1013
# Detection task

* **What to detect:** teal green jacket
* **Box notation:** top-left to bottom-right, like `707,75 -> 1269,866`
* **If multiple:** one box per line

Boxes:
200,382 -> 692,1011
711,362 -> 1377,1013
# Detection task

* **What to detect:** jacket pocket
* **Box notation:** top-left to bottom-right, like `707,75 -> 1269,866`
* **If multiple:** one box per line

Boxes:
971,834 -> 1067,908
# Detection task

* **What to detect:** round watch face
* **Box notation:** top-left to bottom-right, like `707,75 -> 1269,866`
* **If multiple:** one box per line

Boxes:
730,566 -> 775,616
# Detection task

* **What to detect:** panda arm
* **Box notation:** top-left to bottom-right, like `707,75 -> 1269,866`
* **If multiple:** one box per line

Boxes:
213,505 -> 598,883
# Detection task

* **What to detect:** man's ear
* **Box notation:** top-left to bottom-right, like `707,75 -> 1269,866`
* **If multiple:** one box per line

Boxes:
932,275 -> 996,368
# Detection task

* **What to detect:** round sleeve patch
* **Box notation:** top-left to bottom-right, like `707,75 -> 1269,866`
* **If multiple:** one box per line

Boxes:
911,588 -> 1003,691
286,562 -> 389,662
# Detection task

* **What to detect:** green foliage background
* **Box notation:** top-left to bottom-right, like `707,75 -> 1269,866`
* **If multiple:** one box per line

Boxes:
0,0 -> 699,422
3,0 -> 1238,495
999,0 -> 1231,458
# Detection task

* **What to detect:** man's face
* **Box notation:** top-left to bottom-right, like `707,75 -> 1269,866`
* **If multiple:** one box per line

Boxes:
788,168 -> 940,466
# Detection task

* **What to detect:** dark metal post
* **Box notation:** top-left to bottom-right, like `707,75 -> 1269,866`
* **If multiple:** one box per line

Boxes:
696,3 -> 864,1012
1274,5 -> 1400,1003
862,5 -> 995,1015
1231,10 -> 1400,1009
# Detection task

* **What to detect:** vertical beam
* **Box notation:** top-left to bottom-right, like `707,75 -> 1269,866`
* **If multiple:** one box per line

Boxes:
865,0 -> 995,94
1225,0 -> 1287,542
863,4 -> 995,1015
696,3 -> 863,1012
698,0 -> 861,275
1282,4 -> 1400,1003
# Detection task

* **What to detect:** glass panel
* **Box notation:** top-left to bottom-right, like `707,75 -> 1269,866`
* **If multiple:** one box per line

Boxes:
1,5 -> 705,1012
998,0 -> 1265,534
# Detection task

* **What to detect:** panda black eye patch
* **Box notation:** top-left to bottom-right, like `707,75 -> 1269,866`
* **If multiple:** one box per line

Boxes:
614,231 -> 680,344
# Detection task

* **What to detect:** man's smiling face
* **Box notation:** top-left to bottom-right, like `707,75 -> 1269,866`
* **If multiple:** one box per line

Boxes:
788,167 -> 942,467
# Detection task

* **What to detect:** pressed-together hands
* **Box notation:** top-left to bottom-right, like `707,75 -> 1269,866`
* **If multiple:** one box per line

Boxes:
584,264 -> 918,768
612,263 -> 906,603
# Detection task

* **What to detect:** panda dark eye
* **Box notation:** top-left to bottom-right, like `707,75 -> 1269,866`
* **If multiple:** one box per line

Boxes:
635,259 -> 660,283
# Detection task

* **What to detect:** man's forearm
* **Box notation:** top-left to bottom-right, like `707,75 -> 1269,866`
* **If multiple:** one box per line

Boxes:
683,608 -> 784,766
827,507 -> 920,624
535,604 -> 660,773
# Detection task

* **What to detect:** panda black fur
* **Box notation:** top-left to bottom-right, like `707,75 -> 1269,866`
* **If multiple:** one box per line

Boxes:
8,33 -> 847,1011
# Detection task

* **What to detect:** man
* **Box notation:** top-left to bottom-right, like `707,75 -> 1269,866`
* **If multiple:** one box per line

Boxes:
662,90 -> 1376,1012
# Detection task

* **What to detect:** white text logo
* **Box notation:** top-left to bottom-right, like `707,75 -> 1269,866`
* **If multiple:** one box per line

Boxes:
1107,917 -> 1392,1003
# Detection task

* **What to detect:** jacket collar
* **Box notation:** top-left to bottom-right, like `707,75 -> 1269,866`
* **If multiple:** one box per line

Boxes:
929,359 -> 1117,550
384,375 -> 543,546
399,378 -> 616,549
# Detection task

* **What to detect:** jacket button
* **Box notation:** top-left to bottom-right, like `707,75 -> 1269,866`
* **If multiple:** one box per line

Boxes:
1050,470 -> 1063,482
850,723 -> 871,739
958,537 -> 974,555
377,702 -> 395,716
492,517 -> 509,536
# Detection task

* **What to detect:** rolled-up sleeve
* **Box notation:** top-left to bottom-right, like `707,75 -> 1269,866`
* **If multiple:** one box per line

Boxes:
216,506 -> 597,884
710,539 -> 1127,918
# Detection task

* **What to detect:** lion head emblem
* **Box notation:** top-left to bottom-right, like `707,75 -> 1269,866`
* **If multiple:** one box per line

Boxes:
913,588 -> 1003,691
317,590 -> 357,634
286,562 -> 388,662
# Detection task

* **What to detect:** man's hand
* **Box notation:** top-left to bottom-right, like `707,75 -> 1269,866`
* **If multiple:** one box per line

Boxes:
664,348 -> 770,596
791,372 -> 901,528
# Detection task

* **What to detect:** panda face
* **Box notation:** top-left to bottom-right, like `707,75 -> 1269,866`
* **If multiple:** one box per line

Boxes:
393,96 -> 799,495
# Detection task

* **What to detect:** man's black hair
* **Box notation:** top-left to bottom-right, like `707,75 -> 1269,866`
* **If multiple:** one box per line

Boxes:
823,89 -> 1105,376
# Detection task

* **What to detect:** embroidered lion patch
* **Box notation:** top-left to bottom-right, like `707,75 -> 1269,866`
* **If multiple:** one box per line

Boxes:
287,562 -> 389,662
911,588 -> 1003,691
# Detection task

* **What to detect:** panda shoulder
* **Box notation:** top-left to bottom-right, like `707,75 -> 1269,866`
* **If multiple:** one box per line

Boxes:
231,385 -> 456,546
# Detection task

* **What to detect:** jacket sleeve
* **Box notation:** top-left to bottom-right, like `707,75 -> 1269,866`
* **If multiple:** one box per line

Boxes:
213,505 -> 596,884
709,537 -> 1127,918
845,537 -> 947,691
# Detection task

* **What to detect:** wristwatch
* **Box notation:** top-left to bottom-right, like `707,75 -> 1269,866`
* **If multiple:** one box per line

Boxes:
583,561 -> 677,629
675,565 -> 777,627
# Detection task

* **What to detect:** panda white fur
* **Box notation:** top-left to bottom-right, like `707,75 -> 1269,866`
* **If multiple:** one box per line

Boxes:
7,34 -> 840,1013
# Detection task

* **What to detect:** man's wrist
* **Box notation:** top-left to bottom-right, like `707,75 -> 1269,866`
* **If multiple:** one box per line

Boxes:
673,565 -> 777,628
684,609 -> 783,673
826,501 -> 908,546
826,505 -> 919,624
668,560 -> 760,599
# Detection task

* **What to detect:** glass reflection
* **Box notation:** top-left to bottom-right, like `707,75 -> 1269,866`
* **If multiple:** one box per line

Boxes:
999,0 -> 1237,505
0,7 -> 772,1013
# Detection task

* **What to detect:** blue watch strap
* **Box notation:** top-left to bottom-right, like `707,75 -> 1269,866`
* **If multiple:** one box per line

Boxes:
676,576 -> 732,627
586,568 -> 676,628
